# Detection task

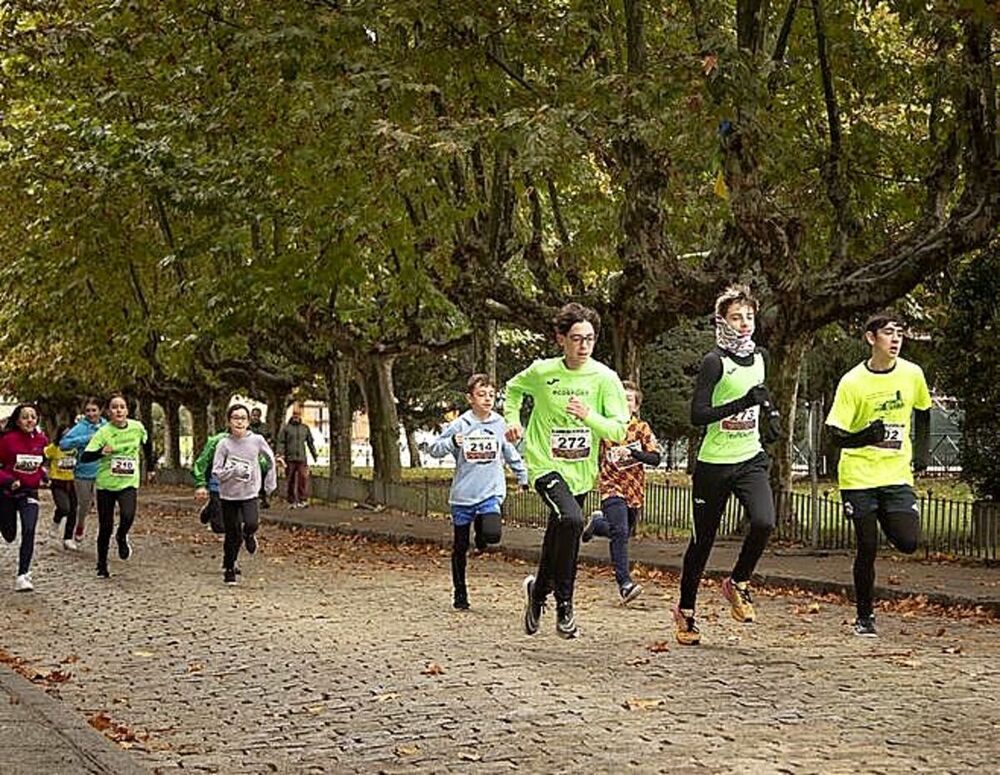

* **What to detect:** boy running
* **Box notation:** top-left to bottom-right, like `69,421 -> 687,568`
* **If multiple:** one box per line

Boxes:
674,285 -> 780,645
428,374 -> 528,610
505,302 -> 629,639
825,312 -> 931,637
582,380 -> 661,605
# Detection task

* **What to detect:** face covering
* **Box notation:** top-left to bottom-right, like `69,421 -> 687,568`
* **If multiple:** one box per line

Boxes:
715,316 -> 756,357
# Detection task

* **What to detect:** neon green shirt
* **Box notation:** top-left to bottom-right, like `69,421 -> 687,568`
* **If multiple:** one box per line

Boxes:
85,420 -> 148,491
698,352 -> 765,464
504,357 -> 629,494
826,357 -> 932,490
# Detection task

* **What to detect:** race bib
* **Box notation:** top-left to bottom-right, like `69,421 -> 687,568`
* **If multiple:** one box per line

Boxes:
874,423 -> 905,450
13,454 -> 43,474
57,456 -> 77,471
550,428 -> 592,461
462,432 -> 499,464
228,456 -> 254,483
110,456 -> 136,477
608,441 -> 642,470
721,406 -> 758,433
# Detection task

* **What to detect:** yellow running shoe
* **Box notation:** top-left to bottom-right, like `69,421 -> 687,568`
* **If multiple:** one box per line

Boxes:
673,605 -> 701,645
721,577 -> 756,622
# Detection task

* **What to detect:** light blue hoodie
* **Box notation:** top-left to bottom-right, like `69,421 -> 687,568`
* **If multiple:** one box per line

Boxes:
59,416 -> 108,481
428,410 -> 528,506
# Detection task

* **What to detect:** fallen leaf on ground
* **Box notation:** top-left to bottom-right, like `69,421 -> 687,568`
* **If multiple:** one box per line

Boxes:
646,641 -> 670,653
622,697 -> 664,711
395,744 -> 420,756
421,662 -> 444,676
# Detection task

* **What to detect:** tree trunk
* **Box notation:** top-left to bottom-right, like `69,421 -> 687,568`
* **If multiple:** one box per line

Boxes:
265,388 -> 288,440
163,398 -> 181,469
190,403 -> 209,463
403,419 -> 423,469
609,314 -> 642,383
324,359 -> 354,478
471,317 -> 498,383
137,394 -> 156,472
767,333 -> 812,523
210,395 -> 228,434
359,353 -> 402,483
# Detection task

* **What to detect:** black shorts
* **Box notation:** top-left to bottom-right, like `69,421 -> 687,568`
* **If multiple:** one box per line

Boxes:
841,484 -> 918,520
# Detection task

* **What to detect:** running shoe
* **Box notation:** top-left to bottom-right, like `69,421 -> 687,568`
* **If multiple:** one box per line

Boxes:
62,538 -> 80,552
96,565 -> 110,579
619,581 -> 643,606
74,525 -> 85,541
555,601 -> 578,639
721,577 -> 756,622
581,511 -> 601,543
14,573 -> 33,592
673,605 -> 701,645
117,536 -> 132,561
853,615 -> 877,638
522,575 -> 544,636
244,533 -> 258,555
453,595 -> 470,611
224,568 -> 238,585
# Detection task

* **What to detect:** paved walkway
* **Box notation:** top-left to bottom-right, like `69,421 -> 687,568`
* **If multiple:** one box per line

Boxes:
0,486 -> 996,773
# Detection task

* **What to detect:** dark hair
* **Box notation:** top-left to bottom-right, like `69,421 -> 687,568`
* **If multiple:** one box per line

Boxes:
227,403 -> 251,420
466,373 -> 495,393
250,407 -> 262,416
83,396 -> 101,410
3,403 -> 39,433
715,284 -> 758,319
863,311 -> 905,335
553,302 -> 601,338
107,393 -> 128,409
622,380 -> 642,406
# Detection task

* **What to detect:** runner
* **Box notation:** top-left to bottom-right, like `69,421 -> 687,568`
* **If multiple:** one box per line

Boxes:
428,373 -> 528,610
193,430 -> 228,535
59,398 -> 106,542
45,425 -> 80,550
0,404 -> 49,591
248,407 -> 273,508
674,285 -> 781,645
79,394 -> 153,578
505,302 -> 629,639
825,311 -> 931,637
581,380 -> 661,605
212,404 -> 277,585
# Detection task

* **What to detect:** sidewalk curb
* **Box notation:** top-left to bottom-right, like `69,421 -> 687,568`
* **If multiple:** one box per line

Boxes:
262,511 -> 1000,616
0,667 -> 150,775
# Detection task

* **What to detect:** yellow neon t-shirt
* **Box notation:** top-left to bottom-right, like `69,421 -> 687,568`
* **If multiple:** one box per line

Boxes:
826,357 -> 932,490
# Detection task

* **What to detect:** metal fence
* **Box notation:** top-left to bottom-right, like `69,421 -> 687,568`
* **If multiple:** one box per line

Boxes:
313,474 -> 999,563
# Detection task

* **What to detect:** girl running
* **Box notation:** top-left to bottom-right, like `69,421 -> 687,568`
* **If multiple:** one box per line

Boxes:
45,425 -> 80,550
59,398 -> 106,542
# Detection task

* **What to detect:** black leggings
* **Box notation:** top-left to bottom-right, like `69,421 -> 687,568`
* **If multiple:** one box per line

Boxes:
852,511 -> 920,618
51,480 -> 78,540
222,498 -> 259,571
680,452 -> 775,610
532,472 -> 587,605
96,488 -> 137,570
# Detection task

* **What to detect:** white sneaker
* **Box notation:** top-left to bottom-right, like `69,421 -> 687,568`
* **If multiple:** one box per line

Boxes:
14,573 -> 34,592
62,538 -> 80,551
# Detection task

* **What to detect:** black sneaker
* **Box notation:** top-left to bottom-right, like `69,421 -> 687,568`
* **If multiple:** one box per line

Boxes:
199,504 -> 212,524
853,615 -> 877,638
556,601 -> 579,639
245,533 -> 258,555
581,511 -> 601,543
96,565 -> 110,579
522,575 -> 544,635
619,582 -> 643,606
453,596 -> 470,610
260,498 -> 270,510
224,568 -> 238,585
117,536 -> 132,561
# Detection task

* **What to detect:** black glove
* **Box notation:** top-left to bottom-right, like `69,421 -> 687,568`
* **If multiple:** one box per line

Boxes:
740,384 -> 771,410
760,407 -> 782,445
856,419 -> 886,446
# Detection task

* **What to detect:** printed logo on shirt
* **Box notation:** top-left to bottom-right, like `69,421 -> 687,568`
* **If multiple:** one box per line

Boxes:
462,431 -> 499,464
13,455 -> 43,474
546,378 -> 560,385
110,456 -> 136,477
228,456 -> 254,482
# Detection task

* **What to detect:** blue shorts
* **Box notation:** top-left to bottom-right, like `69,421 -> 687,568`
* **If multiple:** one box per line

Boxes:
451,495 -> 502,527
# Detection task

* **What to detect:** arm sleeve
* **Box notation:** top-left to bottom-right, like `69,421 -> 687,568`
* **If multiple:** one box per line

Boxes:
690,352 -> 750,426
503,364 -> 535,427
142,426 -> 154,470
59,424 -> 84,452
213,441 -> 235,483
80,426 -> 105,463
276,427 -> 286,458
630,422 -> 661,466
0,439 -> 12,489
826,423 -> 883,449
261,439 -> 278,494
192,439 -> 216,487
582,374 -> 629,442
306,431 -> 318,460
913,408 -> 931,471
502,438 -> 529,485
427,420 -> 461,459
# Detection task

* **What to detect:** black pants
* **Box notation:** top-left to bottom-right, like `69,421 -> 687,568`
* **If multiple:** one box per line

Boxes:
96,488 -> 137,570
51,480 -> 79,540
0,493 -> 39,576
221,498 -> 259,571
532,472 -> 587,605
846,490 -> 921,618
680,452 -> 775,610
590,496 -> 640,588
451,513 -> 500,601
